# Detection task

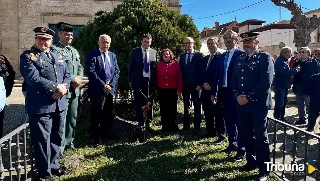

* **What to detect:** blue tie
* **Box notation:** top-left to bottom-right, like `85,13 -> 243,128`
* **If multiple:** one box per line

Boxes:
143,49 -> 149,73
103,52 -> 111,81
223,51 -> 230,87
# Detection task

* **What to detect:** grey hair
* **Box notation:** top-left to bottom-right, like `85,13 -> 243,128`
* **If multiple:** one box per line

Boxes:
223,30 -> 239,41
280,46 -> 292,56
299,47 -> 311,55
99,34 -> 111,42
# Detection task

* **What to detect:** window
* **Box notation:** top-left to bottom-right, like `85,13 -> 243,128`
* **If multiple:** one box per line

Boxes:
49,24 -> 84,44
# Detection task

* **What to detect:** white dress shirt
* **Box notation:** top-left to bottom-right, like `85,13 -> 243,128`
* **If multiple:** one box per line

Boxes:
100,49 -> 111,84
142,47 -> 150,78
223,48 -> 236,87
185,50 -> 195,65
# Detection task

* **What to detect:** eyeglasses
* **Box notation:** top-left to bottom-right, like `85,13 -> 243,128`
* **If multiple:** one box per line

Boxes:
184,42 -> 194,44
315,53 -> 320,56
299,51 -> 307,54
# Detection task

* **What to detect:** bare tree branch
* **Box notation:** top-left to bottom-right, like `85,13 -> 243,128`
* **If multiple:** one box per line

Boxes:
270,0 -> 302,15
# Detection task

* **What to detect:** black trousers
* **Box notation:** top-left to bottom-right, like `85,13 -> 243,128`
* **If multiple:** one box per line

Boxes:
90,94 -> 114,141
201,90 -> 225,137
158,88 -> 179,132
0,108 -> 4,137
133,77 -> 154,127
308,100 -> 320,130
182,89 -> 201,130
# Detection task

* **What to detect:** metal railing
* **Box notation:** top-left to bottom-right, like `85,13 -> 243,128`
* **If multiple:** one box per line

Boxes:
0,123 -> 33,181
268,117 -> 320,181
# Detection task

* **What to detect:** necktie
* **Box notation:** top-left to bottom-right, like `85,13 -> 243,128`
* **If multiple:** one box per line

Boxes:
187,52 -> 192,64
206,54 -> 213,70
245,54 -> 249,63
223,51 -> 230,86
143,49 -> 149,73
103,52 -> 111,80
45,52 -> 51,59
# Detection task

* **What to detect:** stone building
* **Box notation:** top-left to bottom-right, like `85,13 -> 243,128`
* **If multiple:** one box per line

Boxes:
305,8 -> 320,50
0,0 -> 181,75
200,20 -> 239,54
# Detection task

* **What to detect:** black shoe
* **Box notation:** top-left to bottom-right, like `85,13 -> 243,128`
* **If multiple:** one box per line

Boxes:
295,119 -> 306,125
34,177 -> 55,181
91,139 -> 100,148
306,127 -> 314,132
233,154 -> 244,162
257,173 -> 269,181
51,166 -> 67,176
239,164 -> 258,172
214,137 -> 225,145
222,145 -> 237,153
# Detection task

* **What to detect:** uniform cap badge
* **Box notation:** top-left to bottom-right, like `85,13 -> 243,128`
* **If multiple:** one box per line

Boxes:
41,27 -> 47,32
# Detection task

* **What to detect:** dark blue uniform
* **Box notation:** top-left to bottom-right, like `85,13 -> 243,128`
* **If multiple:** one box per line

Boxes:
233,50 -> 274,176
20,46 -> 71,179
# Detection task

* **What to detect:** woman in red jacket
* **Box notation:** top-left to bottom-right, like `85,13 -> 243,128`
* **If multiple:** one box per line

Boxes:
156,48 -> 182,132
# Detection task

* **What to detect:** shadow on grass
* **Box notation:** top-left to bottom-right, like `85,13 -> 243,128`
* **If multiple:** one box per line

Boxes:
61,100 -> 282,181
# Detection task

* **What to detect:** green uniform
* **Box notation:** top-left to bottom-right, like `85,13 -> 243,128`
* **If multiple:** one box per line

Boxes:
52,42 -> 83,152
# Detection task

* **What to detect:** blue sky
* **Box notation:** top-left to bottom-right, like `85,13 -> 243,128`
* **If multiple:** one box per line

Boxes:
180,0 -> 319,31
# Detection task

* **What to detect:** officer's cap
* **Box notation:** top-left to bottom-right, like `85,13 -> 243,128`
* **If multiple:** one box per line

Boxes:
240,32 -> 259,41
57,22 -> 74,32
34,27 -> 55,39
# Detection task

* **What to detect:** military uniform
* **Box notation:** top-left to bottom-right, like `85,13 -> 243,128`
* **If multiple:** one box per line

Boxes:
233,32 -> 274,179
51,22 -> 84,152
19,27 -> 71,180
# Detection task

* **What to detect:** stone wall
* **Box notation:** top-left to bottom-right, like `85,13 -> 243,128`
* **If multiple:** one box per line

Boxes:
0,0 -> 180,76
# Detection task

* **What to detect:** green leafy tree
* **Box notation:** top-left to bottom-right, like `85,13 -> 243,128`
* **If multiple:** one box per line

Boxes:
72,0 -> 200,94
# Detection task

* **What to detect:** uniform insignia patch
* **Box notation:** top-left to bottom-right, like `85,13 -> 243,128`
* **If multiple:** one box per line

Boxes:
29,53 -> 37,61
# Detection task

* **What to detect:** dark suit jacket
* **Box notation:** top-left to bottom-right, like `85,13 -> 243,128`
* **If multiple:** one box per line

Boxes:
179,51 -> 204,91
211,48 -> 244,96
20,47 -> 71,114
86,49 -> 120,97
128,47 -> 157,90
199,52 -> 223,95
273,55 -> 298,89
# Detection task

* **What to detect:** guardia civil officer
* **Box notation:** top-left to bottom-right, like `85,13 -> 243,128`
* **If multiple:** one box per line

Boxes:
51,22 -> 84,152
233,32 -> 274,181
20,26 -> 71,180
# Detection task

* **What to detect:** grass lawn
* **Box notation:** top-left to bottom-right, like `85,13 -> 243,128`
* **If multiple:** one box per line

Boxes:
58,101 -> 280,181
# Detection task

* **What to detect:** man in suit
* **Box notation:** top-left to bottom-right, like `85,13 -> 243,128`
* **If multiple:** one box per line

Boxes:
233,32 -> 274,181
200,38 -> 225,139
128,33 -> 157,131
179,37 -> 204,132
86,34 -> 120,147
51,22 -> 84,152
273,46 -> 299,121
0,54 -> 15,137
211,30 -> 245,160
20,26 -> 71,180
305,73 -> 320,132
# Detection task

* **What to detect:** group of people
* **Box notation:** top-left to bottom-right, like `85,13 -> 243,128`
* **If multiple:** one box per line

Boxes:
15,19 -> 320,181
128,30 -> 273,181
273,46 -> 320,132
